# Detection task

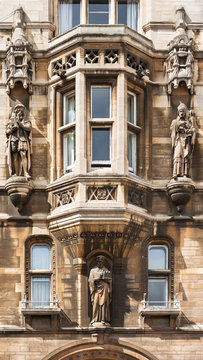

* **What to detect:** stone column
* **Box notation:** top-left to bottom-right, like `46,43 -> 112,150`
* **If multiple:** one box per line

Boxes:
73,258 -> 88,326
75,72 -> 87,174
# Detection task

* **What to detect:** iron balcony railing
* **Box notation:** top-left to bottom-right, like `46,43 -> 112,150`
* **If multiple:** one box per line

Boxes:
141,293 -> 180,310
22,294 -> 60,308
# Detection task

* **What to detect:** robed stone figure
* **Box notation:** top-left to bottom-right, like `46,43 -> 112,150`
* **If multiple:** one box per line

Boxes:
88,255 -> 112,325
170,103 -> 196,179
6,104 -> 32,178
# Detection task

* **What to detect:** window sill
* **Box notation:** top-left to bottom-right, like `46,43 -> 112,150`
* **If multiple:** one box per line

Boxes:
22,307 -> 61,316
140,307 -> 181,317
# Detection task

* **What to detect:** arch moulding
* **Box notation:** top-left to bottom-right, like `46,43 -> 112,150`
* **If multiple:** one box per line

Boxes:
42,339 -> 159,360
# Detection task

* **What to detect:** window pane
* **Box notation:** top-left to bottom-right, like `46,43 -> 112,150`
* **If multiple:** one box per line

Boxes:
128,132 -> 136,173
31,245 -> 51,270
91,87 -> 110,118
148,278 -> 168,307
64,94 -> 75,125
88,0 -> 109,24
63,131 -> 75,170
92,128 -> 110,161
31,277 -> 50,307
117,0 -> 138,31
59,0 -> 80,34
128,93 -> 136,124
148,246 -> 168,270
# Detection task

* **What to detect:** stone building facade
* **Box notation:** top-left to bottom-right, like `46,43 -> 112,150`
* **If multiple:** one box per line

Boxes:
0,0 -> 203,359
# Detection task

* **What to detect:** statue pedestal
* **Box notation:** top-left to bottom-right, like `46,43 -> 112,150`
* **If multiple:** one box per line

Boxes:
5,176 -> 34,211
167,177 -> 194,213
90,322 -> 111,328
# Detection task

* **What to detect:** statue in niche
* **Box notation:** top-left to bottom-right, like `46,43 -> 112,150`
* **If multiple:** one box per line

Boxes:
88,255 -> 112,325
170,103 -> 196,179
6,104 -> 32,178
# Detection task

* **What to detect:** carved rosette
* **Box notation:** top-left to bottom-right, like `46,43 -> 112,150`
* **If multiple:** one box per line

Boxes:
5,7 -> 33,94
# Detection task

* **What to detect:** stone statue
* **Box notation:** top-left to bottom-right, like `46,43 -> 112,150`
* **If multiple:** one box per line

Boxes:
6,104 -> 32,178
88,255 -> 112,325
170,103 -> 196,179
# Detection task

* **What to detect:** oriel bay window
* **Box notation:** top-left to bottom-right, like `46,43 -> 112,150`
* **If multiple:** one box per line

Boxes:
148,245 -> 170,307
88,0 -> 109,24
59,0 -> 80,33
30,244 -> 52,307
117,0 -> 138,30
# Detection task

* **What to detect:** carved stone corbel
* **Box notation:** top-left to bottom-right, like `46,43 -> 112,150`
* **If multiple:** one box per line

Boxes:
5,7 -> 33,94
166,6 -> 195,94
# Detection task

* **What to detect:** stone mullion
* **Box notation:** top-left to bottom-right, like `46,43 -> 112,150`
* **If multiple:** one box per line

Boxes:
115,72 -> 127,174
75,72 -> 87,174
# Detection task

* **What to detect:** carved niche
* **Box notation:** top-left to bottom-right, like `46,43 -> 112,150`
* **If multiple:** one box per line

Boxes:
5,7 -> 33,94
166,6 -> 195,94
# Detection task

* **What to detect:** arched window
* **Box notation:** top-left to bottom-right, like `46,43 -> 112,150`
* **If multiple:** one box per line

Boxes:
25,237 -> 56,308
31,245 -> 51,307
148,245 -> 169,307
142,237 -> 175,309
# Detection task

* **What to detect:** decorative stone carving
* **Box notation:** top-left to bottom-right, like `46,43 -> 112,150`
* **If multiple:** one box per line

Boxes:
52,59 -> 66,77
166,6 -> 194,94
127,53 -> 150,79
170,103 -> 196,180
5,104 -> 33,210
6,104 -> 32,179
87,186 -> 117,201
85,50 -> 99,64
167,103 -> 196,213
89,255 -> 112,326
128,187 -> 144,207
54,187 -> 75,207
5,7 -> 33,94
65,52 -> 76,69
104,50 -> 119,64
52,53 -> 76,77
167,177 -> 195,213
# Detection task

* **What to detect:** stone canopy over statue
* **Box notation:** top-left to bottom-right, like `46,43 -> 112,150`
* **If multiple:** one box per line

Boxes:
170,103 -> 196,179
6,104 -> 32,179
88,255 -> 112,326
